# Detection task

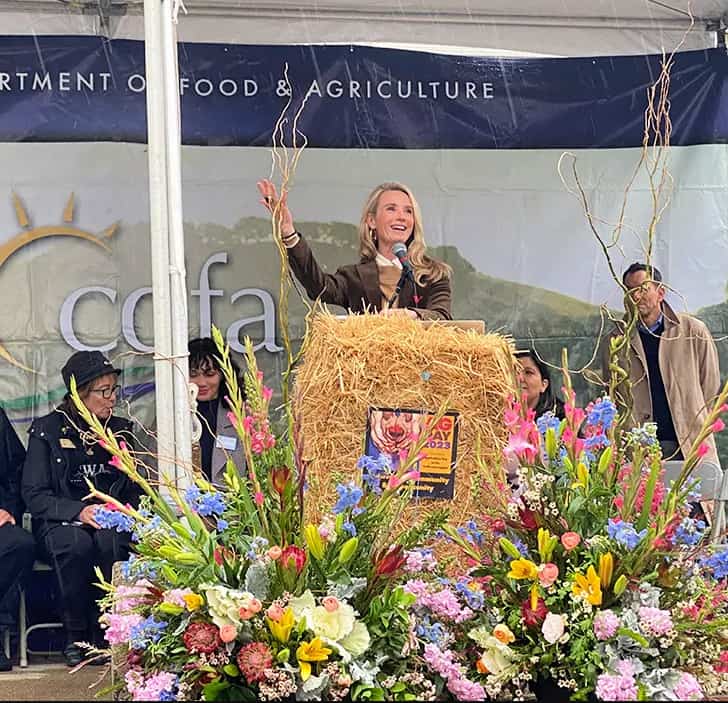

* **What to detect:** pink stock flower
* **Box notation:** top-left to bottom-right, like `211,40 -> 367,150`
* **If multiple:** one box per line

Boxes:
103,612 -> 143,646
711,418 -> 726,433
697,442 -> 710,458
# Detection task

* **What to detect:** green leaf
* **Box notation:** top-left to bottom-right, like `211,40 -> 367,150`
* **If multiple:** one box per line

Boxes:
222,664 -> 240,677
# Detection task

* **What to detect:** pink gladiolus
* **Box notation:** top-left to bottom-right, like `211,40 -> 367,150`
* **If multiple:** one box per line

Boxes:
109,455 -> 122,469
254,491 -> 265,506
712,418 -> 726,433
227,411 -> 237,426
697,442 -> 710,458
262,386 -> 273,402
387,470 -> 421,490
539,563 -> 559,587
119,440 -> 127,451
257,370 -> 264,381
243,416 -> 254,432
721,404 -> 728,414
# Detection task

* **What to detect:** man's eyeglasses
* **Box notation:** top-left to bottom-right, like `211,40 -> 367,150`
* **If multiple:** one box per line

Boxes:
89,384 -> 121,399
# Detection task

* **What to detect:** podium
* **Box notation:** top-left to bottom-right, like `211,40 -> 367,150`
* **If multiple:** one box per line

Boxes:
293,312 -> 516,525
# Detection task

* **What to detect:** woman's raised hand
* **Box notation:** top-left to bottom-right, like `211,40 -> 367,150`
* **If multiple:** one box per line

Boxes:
257,179 -> 295,237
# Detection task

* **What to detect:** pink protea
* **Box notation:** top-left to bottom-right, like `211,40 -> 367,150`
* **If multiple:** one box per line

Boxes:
183,621 -> 221,654
236,642 -> 273,684
280,545 -> 307,574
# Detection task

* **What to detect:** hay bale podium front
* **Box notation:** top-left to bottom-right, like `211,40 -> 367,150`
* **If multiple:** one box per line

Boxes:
294,313 -> 516,525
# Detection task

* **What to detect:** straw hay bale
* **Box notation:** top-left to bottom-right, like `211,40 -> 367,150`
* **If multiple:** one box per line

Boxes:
293,312 -> 517,526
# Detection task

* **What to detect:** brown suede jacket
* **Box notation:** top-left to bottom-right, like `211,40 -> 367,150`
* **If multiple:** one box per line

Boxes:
286,235 -> 452,321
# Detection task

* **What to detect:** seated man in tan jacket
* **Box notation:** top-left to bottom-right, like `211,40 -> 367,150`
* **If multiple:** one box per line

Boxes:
601,262 -> 721,464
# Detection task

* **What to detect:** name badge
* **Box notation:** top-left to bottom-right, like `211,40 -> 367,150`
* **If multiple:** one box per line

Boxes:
216,435 -> 237,451
60,438 -> 76,449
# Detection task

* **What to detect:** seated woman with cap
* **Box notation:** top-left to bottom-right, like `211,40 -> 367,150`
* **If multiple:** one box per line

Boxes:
256,179 -> 452,320
22,351 -> 141,667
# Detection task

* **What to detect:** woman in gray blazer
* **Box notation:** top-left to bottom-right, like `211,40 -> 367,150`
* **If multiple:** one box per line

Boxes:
189,338 -> 246,485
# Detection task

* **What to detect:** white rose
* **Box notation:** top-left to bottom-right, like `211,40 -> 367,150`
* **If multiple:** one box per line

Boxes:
541,612 -> 566,644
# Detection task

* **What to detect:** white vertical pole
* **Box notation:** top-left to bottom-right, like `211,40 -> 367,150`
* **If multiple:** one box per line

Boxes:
161,0 -> 193,485
142,0 -> 191,492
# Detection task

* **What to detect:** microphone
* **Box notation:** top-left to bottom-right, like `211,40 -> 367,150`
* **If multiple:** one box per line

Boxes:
391,242 -> 414,277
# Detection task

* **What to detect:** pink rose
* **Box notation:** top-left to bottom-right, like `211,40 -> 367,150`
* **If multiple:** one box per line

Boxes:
266,604 -> 284,622
538,563 -> 559,587
249,598 -> 262,614
561,532 -> 581,550
322,596 -> 339,613
219,624 -> 238,643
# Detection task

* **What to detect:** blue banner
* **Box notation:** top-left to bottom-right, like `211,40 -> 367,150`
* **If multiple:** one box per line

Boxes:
0,36 -> 726,148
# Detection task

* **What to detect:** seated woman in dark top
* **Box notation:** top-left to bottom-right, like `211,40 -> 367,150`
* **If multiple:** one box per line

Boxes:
515,349 -> 566,421
22,351 -> 141,666
256,179 -> 452,320
188,338 -> 246,485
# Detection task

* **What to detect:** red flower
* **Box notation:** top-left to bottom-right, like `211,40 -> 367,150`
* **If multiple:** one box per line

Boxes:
271,466 -> 292,495
280,545 -> 307,574
236,642 -> 273,684
519,508 -> 538,531
183,622 -> 222,654
374,545 -> 406,578
521,596 -> 548,628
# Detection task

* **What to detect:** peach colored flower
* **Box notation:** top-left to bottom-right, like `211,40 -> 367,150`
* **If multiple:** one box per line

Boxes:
322,596 -> 339,613
219,624 -> 238,643
266,604 -> 284,622
267,546 -> 282,560
561,532 -> 581,550
538,563 -> 559,587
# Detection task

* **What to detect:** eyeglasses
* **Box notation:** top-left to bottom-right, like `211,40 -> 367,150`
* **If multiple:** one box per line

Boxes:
89,384 -> 121,399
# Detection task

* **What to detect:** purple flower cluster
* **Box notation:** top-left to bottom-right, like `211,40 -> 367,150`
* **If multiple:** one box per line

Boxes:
593,609 -> 620,641
125,670 -> 178,701
404,580 -> 473,623
404,548 -> 438,574
673,672 -> 703,700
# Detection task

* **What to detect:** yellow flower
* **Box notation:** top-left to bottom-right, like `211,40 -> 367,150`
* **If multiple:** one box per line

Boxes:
571,462 -> 589,490
182,593 -> 203,611
599,553 -> 614,589
507,558 -> 539,581
572,565 -> 602,605
296,637 -> 332,681
304,524 -> 326,561
493,624 -> 515,645
267,607 -> 295,643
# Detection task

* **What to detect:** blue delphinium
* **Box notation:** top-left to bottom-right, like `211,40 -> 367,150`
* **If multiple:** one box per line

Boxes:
457,520 -> 485,547
333,482 -> 363,514
607,519 -> 647,549
133,514 -> 163,543
587,397 -> 617,431
216,518 -> 229,531
511,537 -> 530,557
416,618 -> 449,648
129,616 -> 167,649
357,455 -> 391,495
455,578 -> 485,610
671,517 -> 706,547
342,520 -> 357,536
184,487 -> 226,516
95,507 -> 135,533
120,554 -> 157,581
702,550 -> 728,580
536,412 -> 561,436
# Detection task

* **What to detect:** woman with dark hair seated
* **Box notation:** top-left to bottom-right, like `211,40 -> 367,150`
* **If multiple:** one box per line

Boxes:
22,351 -> 141,666
514,349 -> 566,420
188,338 -> 246,484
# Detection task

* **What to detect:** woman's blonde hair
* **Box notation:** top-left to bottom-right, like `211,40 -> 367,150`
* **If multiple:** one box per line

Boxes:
357,182 -> 452,285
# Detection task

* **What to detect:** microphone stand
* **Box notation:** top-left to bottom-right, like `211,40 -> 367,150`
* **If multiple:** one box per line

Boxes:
387,266 -> 414,309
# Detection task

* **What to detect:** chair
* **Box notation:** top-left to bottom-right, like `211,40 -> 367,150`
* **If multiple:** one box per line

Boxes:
16,514 -> 64,668
662,460 -> 725,543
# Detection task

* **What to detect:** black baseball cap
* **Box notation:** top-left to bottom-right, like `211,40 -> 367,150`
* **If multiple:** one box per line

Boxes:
61,351 -> 122,391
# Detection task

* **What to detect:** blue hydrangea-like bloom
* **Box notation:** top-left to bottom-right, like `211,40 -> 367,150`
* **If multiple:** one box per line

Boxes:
216,518 -> 229,531
333,482 -> 363,514
702,550 -> 728,580
587,397 -> 617,431
342,520 -> 357,536
95,507 -> 135,533
129,616 -> 167,649
120,555 -> 157,581
455,579 -> 485,610
672,517 -> 706,547
416,618 -> 449,648
536,412 -> 561,436
184,486 -> 201,504
132,515 -> 163,543
511,537 -> 530,557
196,492 -> 226,517
607,519 -> 647,549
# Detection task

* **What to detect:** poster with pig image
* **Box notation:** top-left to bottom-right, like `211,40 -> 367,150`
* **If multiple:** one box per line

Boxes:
365,408 -> 459,500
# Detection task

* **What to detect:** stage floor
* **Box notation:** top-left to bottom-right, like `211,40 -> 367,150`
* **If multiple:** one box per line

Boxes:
0,659 -> 113,701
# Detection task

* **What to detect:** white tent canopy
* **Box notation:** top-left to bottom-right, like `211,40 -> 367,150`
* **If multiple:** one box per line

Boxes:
1,0 -> 726,56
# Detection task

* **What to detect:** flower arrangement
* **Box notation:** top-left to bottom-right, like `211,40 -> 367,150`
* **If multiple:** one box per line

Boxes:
405,371 -> 728,701
72,331 -> 447,702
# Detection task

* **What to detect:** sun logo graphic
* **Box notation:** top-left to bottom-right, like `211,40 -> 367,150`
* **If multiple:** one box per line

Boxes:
0,192 -> 118,372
